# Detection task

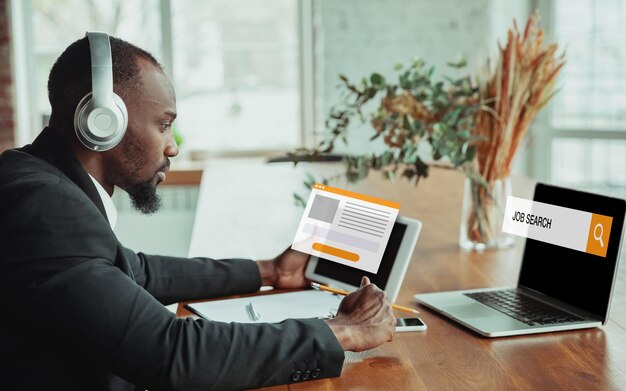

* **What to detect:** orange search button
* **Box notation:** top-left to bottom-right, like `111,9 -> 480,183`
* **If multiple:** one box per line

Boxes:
586,213 -> 613,258
312,242 -> 360,262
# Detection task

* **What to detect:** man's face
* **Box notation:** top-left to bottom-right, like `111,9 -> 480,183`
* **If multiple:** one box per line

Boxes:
108,60 -> 178,214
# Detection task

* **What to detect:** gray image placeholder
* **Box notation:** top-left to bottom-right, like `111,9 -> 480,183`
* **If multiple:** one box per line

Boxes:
308,195 -> 340,224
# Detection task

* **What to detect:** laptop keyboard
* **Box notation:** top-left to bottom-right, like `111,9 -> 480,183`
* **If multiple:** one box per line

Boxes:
464,289 -> 583,326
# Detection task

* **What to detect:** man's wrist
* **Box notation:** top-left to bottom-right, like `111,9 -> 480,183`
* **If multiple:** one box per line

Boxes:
325,318 -> 353,351
256,259 -> 277,287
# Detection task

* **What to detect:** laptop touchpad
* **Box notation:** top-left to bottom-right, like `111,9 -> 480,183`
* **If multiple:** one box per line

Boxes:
444,303 -> 499,319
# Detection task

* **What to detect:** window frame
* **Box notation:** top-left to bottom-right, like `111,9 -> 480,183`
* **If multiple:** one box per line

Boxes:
530,0 -> 626,183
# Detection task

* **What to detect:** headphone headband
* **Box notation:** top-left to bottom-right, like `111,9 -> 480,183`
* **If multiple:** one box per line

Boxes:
86,32 -> 114,108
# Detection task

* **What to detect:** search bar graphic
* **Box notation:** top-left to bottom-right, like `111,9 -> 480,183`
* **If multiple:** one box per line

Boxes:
502,196 -> 613,258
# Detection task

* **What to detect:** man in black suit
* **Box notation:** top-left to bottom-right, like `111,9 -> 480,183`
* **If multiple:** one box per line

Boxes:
0,35 -> 396,390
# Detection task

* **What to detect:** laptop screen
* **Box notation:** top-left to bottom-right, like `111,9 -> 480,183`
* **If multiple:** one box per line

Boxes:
518,183 -> 625,320
312,222 -> 407,290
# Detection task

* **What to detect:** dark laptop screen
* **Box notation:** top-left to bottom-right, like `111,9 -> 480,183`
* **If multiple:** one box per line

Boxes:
313,222 -> 407,289
518,183 -> 625,320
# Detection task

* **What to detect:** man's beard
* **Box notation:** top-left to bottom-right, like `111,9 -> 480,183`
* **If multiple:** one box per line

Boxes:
124,159 -> 170,215
118,131 -> 170,215
127,180 -> 161,214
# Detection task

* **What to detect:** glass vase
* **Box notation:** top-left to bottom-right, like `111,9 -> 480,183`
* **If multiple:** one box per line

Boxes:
459,176 -> 513,251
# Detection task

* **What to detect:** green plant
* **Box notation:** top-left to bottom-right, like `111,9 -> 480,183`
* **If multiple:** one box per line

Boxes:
288,57 -> 483,206
173,123 -> 184,148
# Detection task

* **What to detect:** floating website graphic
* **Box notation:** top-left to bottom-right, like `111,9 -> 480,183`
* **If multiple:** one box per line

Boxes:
292,183 -> 400,273
502,196 -> 613,258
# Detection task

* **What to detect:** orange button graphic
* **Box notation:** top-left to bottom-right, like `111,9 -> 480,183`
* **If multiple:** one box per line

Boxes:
312,242 -> 360,262
585,213 -> 613,258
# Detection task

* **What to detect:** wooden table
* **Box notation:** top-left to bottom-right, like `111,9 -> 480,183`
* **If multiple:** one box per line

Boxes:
179,161 -> 626,390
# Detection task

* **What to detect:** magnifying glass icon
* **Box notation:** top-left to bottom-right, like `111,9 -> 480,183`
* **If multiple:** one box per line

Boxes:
594,223 -> 604,248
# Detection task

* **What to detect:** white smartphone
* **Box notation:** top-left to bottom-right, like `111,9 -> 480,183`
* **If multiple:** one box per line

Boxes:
396,317 -> 427,332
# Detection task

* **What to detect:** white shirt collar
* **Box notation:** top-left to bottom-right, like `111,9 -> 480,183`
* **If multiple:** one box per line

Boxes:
87,174 -> 117,230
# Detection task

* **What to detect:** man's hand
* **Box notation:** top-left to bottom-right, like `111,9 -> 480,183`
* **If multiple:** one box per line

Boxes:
256,248 -> 310,289
325,276 -> 396,352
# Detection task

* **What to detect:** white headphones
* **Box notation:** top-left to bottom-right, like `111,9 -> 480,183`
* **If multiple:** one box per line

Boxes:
74,32 -> 128,151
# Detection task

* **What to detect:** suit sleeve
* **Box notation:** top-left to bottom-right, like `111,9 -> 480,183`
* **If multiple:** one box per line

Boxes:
19,259 -> 344,390
2,176 -> 345,390
124,248 -> 262,305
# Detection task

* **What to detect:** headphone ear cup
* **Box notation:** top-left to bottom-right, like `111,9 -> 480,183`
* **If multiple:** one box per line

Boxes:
112,91 -> 129,137
74,92 -> 128,151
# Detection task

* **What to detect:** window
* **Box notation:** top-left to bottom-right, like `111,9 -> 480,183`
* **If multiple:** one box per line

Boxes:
534,0 -> 626,197
550,0 -> 626,131
25,0 -> 162,139
15,0 -> 306,154
171,0 -> 301,152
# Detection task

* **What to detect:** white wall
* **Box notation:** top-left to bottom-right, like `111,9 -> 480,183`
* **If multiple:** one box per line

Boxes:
313,0 -> 531,156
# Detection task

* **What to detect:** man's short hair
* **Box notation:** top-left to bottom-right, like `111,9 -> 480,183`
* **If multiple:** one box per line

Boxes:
47,35 -> 162,129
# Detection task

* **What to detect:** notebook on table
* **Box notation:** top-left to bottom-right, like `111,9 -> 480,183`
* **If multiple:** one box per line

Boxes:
187,216 -> 421,322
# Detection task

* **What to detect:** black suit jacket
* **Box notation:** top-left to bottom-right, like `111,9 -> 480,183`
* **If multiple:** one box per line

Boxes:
0,127 -> 344,390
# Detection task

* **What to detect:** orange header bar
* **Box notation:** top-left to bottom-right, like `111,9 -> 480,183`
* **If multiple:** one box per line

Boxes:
313,183 -> 400,209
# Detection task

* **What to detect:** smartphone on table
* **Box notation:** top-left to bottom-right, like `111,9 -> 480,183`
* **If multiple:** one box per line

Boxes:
396,317 -> 427,332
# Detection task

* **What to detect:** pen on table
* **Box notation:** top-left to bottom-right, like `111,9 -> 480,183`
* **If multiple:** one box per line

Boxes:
310,282 -> 419,315
246,302 -> 261,321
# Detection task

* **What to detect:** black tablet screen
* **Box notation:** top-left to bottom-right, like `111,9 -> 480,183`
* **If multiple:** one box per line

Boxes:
313,222 -> 407,289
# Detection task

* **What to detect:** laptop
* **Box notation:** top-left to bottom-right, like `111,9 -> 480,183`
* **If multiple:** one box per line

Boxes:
415,183 -> 625,337
187,215 -> 421,322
